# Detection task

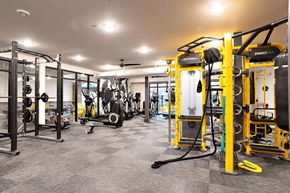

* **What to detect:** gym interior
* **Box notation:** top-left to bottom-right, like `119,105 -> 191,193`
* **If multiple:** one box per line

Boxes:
0,1 -> 289,193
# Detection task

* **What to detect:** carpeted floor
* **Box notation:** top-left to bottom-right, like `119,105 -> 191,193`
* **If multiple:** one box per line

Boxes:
0,116 -> 290,193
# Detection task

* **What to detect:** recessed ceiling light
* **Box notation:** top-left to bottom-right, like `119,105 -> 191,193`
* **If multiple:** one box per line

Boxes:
209,1 -> 224,14
99,21 -> 117,33
20,39 -> 35,47
137,46 -> 151,54
104,64 -> 112,68
72,55 -> 85,61
16,9 -> 31,17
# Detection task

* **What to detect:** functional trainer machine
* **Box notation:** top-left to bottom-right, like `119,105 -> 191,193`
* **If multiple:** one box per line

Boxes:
171,51 -> 207,150
152,17 -> 289,175
240,43 -> 288,158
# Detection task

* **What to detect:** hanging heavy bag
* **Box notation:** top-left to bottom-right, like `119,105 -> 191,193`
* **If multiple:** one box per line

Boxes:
197,70 -> 202,93
197,80 -> 202,93
274,51 -> 288,131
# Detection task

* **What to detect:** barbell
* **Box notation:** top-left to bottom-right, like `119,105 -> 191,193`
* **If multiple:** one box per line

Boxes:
0,92 -> 50,103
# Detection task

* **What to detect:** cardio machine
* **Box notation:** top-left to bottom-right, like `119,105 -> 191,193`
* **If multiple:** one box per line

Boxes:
80,85 -> 124,134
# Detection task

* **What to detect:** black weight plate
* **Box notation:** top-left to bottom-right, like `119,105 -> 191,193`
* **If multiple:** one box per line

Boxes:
24,98 -> 32,107
24,109 -> 33,122
25,85 -> 32,94
40,93 -> 49,102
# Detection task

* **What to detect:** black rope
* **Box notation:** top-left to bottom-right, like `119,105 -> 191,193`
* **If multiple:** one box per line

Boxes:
151,62 -> 217,169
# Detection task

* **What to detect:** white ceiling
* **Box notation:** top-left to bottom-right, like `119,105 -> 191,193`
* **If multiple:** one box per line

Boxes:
0,0 -> 288,71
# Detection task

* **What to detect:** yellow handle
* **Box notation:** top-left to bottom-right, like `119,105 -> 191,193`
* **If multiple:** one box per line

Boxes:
238,160 -> 262,173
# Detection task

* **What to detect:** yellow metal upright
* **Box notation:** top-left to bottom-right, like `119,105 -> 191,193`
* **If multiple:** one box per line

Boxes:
174,54 -> 182,147
223,33 -> 234,173
201,67 -> 206,151
242,56 -> 251,155
239,43 -> 289,158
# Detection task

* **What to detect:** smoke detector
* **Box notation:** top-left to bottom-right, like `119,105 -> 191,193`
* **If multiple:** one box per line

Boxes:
16,9 -> 31,17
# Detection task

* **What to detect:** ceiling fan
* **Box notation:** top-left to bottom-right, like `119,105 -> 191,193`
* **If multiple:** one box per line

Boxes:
118,59 -> 141,68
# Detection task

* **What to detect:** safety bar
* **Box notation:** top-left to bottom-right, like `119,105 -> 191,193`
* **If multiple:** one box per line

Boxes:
0,44 -> 56,62
177,36 -> 223,52
232,17 -> 287,55
177,17 -> 287,53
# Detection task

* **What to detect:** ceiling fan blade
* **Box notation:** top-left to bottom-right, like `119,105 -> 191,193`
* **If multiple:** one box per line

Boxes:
123,63 -> 141,66
152,75 -> 167,78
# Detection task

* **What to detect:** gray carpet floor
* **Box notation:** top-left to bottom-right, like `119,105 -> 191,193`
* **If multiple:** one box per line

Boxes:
0,116 -> 290,193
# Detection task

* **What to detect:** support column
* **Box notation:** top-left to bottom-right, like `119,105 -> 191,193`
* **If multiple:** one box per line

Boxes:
35,58 -> 40,135
168,76 -> 171,144
224,33 -> 234,174
22,61 -> 27,134
97,79 -> 100,117
74,73 -> 78,122
39,63 -> 46,125
144,76 -> 150,122
60,70 -> 63,113
56,54 -> 62,139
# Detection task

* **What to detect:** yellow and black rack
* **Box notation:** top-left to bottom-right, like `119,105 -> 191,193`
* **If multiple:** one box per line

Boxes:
240,43 -> 289,159
173,50 -> 207,150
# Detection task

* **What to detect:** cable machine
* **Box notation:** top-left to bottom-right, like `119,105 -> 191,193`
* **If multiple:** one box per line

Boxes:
152,17 -> 288,175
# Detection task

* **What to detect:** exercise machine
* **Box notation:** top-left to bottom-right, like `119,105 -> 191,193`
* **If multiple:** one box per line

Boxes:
80,79 -> 124,133
240,43 -> 288,158
133,93 -> 142,114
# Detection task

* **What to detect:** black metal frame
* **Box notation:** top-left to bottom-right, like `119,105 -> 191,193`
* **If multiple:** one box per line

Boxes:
75,73 -> 78,122
0,42 -> 20,155
47,66 -> 96,122
21,55 -> 64,142
22,61 -> 27,133
177,37 -> 223,52
149,81 -> 175,114
177,17 -> 287,53
35,58 -> 40,136
0,41 -> 64,156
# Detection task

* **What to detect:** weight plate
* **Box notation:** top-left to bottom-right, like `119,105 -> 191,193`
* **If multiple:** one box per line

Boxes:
24,97 -> 32,107
25,85 -> 32,94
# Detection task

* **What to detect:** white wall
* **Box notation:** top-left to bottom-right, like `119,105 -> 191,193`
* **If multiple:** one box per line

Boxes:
130,83 -> 146,103
255,67 -> 275,116
97,66 -> 168,78
180,71 -> 202,116
0,71 -> 9,103
0,52 -> 98,124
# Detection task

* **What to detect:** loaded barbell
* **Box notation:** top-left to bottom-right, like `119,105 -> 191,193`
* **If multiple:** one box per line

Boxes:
0,92 -> 50,103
